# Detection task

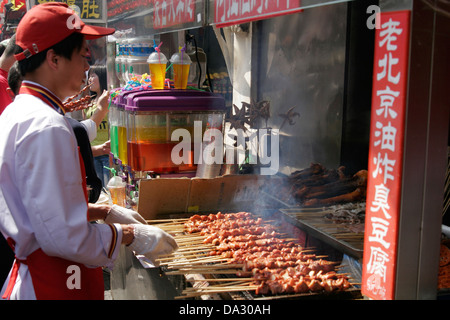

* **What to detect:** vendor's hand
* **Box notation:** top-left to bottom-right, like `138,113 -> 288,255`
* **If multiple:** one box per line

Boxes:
105,205 -> 147,225
127,224 -> 178,262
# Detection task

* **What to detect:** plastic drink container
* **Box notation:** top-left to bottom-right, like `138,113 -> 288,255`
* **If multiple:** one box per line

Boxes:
106,169 -> 126,207
125,90 -> 226,174
127,37 -> 154,79
109,101 -> 119,158
147,50 -> 168,89
118,105 -> 128,165
115,42 -> 125,86
170,50 -> 191,89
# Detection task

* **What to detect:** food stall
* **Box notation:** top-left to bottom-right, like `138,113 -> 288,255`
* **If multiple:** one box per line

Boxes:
96,0 -> 449,300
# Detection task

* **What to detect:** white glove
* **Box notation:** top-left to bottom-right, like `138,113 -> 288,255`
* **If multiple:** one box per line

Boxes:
105,205 -> 147,225
127,224 -> 178,264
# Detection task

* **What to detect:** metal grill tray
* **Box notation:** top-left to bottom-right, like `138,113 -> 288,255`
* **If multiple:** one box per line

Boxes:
278,207 -> 364,259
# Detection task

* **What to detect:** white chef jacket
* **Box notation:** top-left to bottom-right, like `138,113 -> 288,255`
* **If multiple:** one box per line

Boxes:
0,84 -> 122,300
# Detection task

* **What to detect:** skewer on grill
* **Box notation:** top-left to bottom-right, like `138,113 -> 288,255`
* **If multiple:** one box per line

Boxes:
186,278 -> 257,282
166,269 -> 244,275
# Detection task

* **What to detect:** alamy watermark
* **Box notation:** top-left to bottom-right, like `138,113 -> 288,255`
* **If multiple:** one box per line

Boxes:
367,5 -> 381,30
66,265 -> 81,290
66,8 -> 82,30
170,121 -> 279,175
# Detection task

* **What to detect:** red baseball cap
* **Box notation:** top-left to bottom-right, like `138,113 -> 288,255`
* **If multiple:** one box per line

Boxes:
15,2 -> 115,61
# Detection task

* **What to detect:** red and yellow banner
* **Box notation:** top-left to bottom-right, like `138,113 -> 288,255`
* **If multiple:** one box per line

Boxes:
362,10 -> 411,300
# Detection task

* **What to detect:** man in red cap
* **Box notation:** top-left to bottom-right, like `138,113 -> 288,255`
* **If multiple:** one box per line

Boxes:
0,2 -> 177,300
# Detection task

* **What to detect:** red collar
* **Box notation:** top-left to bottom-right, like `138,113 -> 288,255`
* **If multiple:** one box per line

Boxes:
19,81 -> 65,115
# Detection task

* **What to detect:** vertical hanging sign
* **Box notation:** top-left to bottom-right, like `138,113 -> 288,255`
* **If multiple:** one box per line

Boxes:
362,10 -> 411,300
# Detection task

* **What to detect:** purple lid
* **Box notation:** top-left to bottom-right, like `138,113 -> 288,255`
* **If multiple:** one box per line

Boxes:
124,89 -> 226,112
116,89 -> 144,109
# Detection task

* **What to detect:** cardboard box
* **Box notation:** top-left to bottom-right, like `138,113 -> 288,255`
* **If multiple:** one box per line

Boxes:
137,174 -> 278,220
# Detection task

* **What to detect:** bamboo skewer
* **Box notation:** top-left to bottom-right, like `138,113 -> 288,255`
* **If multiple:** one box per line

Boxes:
187,278 -> 256,282
174,244 -> 215,251
166,257 -> 229,267
146,218 -> 189,223
160,252 -> 220,262
159,247 -> 210,256
176,285 -> 259,298
167,262 -> 244,272
173,236 -> 206,243
183,285 -> 258,292
174,236 -> 206,242
188,280 -> 255,288
174,242 -> 209,248
150,222 -> 186,227
166,269 -> 242,275
175,235 -> 206,240
168,266 -> 242,272
159,249 -> 211,258
157,252 -> 208,261
175,287 -> 258,299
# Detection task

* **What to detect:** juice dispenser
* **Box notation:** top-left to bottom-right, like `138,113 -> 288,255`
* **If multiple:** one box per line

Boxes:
115,41 -> 125,87
109,99 -> 119,159
127,37 -> 155,80
110,89 -> 142,166
106,36 -> 119,90
118,101 -> 128,166
125,90 -> 226,174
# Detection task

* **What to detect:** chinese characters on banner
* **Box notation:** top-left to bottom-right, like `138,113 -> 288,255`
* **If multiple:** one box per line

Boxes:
214,0 -> 302,27
362,10 -> 411,300
33,0 -> 104,21
153,0 -> 195,29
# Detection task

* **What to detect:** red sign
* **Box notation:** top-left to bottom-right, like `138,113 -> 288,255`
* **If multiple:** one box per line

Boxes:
362,10 -> 411,300
214,0 -> 302,27
153,0 -> 196,29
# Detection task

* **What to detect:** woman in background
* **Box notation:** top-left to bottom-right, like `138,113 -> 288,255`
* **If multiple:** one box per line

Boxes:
85,64 -> 111,188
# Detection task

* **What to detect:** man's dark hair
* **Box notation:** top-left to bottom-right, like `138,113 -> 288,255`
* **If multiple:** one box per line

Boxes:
16,32 -> 85,77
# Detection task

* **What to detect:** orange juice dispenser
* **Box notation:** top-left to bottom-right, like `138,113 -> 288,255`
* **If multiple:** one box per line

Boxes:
125,90 -> 226,175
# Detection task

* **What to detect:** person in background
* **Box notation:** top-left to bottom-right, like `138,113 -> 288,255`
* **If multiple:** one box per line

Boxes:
0,39 -> 9,56
85,64 -> 111,188
0,44 -> 21,294
0,35 -> 16,113
6,61 -> 20,100
0,61 -> 18,292
0,2 -> 177,300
